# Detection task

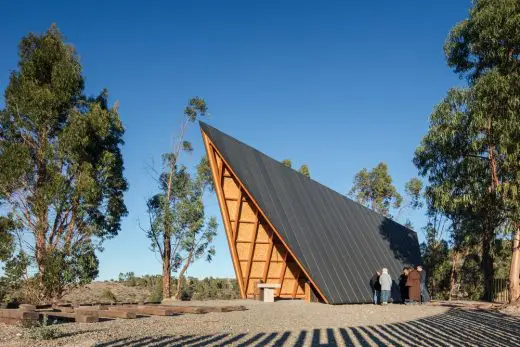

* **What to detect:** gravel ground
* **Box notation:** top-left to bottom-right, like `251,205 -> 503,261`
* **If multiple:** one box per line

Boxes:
1,300 -> 519,346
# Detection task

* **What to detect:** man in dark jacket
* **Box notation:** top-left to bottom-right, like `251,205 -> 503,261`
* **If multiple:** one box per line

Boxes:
370,271 -> 381,305
399,267 -> 410,304
417,265 -> 430,303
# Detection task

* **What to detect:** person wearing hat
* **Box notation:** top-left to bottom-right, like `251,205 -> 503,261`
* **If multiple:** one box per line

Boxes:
417,265 -> 430,303
379,268 -> 392,305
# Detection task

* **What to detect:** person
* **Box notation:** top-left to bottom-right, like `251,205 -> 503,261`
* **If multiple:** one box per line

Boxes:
406,266 -> 421,303
379,268 -> 392,305
417,265 -> 430,303
399,267 -> 409,304
370,271 -> 381,304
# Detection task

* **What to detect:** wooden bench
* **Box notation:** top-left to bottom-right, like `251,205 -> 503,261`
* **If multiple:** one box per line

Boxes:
257,283 -> 281,303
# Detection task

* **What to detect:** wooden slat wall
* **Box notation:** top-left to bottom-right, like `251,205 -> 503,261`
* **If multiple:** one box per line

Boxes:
204,135 -> 306,299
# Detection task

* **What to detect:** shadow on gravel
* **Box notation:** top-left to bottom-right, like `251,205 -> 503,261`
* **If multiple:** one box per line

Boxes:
95,308 -> 520,347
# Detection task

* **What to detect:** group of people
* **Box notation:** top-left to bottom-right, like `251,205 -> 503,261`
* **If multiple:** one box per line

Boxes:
370,265 -> 430,305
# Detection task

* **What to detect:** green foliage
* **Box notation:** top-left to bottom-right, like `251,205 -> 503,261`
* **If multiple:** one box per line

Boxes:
183,97 -> 207,121
0,251 -> 31,304
348,163 -> 402,217
118,272 -> 137,286
298,164 -> 310,178
110,274 -> 240,302
145,156 -> 217,273
196,155 -> 214,192
148,279 -> 164,303
0,24 -> 128,301
38,243 -> 99,299
442,0 -> 520,226
420,219 -> 452,299
149,97 -> 209,298
0,215 -> 16,262
281,159 -> 292,169
144,97 -> 215,299
190,277 -> 241,301
404,178 -> 423,210
281,160 -> 311,178
24,321 -> 60,341
445,0 -> 519,81
460,253 -> 485,300
494,239 -> 513,279
416,0 -> 520,301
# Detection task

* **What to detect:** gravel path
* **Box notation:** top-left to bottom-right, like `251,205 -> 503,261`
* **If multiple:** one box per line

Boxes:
1,300 -> 519,346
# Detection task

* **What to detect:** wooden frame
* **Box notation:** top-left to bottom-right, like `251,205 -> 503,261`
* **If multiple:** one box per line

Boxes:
202,130 -> 327,303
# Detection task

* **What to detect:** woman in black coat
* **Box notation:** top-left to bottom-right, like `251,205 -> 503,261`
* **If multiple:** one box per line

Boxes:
370,271 -> 381,304
399,267 -> 410,304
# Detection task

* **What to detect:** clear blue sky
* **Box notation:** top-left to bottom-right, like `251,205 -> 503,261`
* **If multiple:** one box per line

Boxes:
1,1 -> 470,280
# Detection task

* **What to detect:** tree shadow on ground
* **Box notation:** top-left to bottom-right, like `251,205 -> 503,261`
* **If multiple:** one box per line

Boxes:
95,308 -> 520,346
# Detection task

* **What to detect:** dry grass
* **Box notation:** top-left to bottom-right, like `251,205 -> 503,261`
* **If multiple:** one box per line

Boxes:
61,282 -> 151,304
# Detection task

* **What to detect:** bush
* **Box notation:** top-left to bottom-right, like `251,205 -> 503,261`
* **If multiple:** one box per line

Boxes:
23,316 -> 60,340
147,279 -> 163,303
460,253 -> 484,300
191,278 -> 240,301
25,325 -> 60,340
101,289 -> 117,303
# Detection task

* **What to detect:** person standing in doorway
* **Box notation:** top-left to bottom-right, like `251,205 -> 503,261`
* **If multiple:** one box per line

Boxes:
379,268 -> 392,305
417,265 -> 430,303
370,271 -> 381,305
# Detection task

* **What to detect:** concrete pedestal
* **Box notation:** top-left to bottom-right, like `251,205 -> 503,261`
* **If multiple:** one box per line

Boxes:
257,283 -> 281,303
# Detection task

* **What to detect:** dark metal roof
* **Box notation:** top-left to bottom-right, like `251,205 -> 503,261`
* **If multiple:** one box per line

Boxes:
200,122 -> 422,304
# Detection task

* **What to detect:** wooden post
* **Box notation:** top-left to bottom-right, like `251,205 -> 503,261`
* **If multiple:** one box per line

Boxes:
304,282 -> 311,303
202,133 -> 246,299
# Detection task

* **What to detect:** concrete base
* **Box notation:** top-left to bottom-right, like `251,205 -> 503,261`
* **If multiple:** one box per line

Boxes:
262,288 -> 275,303
257,283 -> 281,303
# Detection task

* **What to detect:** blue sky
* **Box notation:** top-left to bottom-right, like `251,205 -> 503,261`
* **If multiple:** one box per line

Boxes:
0,1 -> 470,280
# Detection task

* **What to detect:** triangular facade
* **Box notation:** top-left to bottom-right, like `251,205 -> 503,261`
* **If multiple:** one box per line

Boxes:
201,122 -> 422,304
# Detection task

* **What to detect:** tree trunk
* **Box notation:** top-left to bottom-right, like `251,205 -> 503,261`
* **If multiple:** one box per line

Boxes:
509,226 -> 520,303
482,228 -> 494,302
162,235 -> 171,299
174,255 -> 192,300
449,251 -> 459,301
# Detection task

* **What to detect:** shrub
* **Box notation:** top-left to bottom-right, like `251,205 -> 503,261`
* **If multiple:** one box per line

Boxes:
101,289 -> 117,303
147,279 -> 163,303
23,316 -> 60,340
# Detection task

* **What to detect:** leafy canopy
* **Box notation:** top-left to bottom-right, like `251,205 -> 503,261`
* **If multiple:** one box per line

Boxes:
348,162 -> 402,217
298,164 -> 310,178
0,24 -> 128,300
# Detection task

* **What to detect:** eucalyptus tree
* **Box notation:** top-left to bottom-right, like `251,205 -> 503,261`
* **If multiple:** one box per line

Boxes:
0,25 -> 128,300
171,158 -> 217,299
443,0 -> 520,301
348,162 -> 402,218
144,97 -> 210,299
394,178 -> 424,222
145,156 -> 217,301
414,87 -> 504,301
